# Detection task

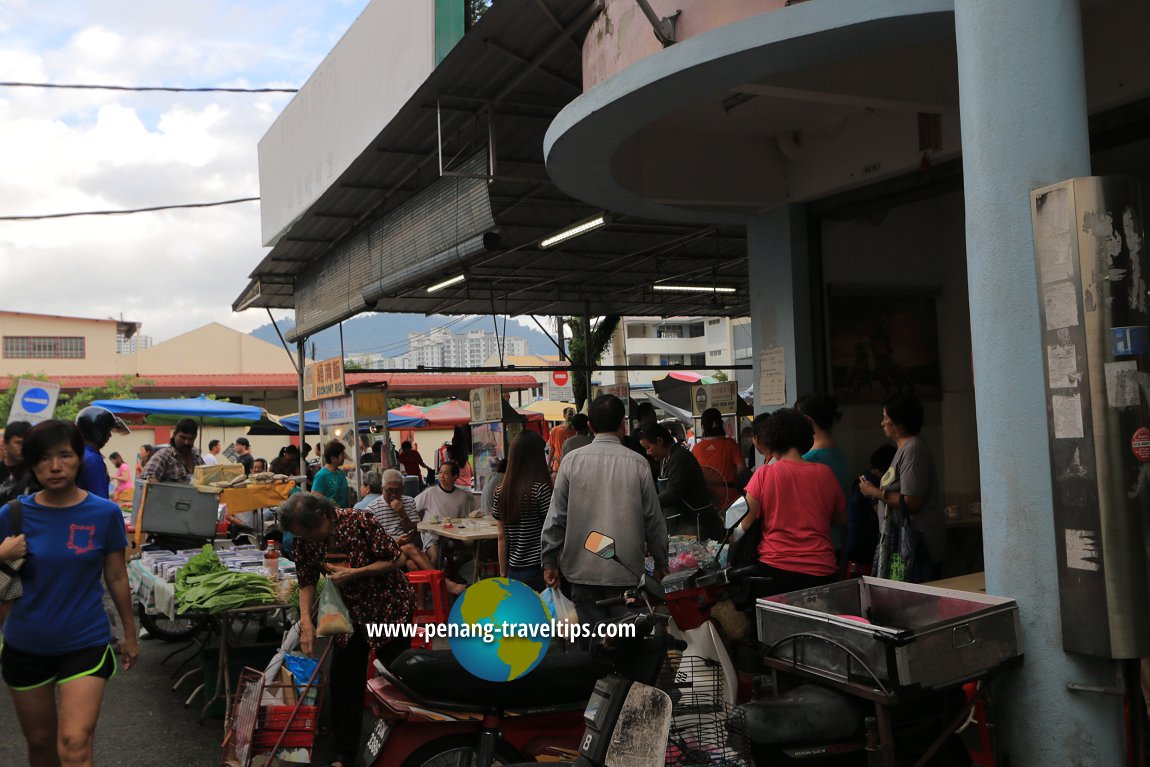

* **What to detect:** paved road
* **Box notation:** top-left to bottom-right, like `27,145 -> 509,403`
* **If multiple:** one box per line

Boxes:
1,635 -> 231,767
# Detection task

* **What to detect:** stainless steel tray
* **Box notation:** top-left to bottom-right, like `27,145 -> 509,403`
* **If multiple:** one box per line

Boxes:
756,577 -> 1021,693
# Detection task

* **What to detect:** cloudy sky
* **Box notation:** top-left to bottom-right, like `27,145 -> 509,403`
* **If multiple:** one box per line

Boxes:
0,0 -> 371,342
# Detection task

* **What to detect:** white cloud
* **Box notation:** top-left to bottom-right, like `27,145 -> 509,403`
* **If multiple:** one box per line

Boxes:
0,1 -> 364,340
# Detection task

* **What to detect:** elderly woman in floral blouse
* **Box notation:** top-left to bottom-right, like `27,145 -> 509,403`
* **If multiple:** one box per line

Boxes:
282,492 -> 415,767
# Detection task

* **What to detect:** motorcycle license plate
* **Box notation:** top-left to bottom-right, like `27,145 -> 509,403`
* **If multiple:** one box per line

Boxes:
361,719 -> 393,763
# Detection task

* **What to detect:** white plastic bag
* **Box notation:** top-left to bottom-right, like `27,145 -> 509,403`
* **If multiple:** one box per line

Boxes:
541,586 -> 579,627
315,578 -> 353,636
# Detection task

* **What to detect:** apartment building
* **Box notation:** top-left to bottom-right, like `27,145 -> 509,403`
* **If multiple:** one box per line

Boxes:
599,316 -> 751,389
407,328 -> 528,370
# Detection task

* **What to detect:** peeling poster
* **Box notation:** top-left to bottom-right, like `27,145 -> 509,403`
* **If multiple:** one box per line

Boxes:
1046,344 -> 1079,389
1051,393 -> 1084,439
1065,529 -> 1101,572
1104,361 -> 1139,407
1044,281 -> 1080,330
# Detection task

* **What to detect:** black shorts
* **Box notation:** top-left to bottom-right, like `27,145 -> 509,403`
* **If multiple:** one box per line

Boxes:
0,642 -> 118,691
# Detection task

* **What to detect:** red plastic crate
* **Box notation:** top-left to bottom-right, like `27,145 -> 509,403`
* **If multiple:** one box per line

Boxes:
251,729 -> 315,749
258,705 -> 319,731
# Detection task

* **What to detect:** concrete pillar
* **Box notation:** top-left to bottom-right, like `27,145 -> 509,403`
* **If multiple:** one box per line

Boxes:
748,204 -> 815,415
955,2 -> 1126,764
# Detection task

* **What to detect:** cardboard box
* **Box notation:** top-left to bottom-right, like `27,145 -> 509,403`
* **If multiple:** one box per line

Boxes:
194,463 -> 246,487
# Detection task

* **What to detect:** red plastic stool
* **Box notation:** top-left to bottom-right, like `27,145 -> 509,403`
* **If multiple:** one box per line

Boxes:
406,570 -> 450,649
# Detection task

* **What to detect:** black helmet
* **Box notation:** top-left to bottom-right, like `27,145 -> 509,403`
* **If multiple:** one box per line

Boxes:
76,406 -> 131,447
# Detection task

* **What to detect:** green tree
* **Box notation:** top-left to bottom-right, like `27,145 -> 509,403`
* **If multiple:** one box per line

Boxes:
711,371 -> 729,382
564,315 -> 621,411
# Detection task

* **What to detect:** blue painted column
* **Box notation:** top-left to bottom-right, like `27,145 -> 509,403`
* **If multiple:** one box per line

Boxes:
748,205 -> 815,416
955,2 -> 1126,764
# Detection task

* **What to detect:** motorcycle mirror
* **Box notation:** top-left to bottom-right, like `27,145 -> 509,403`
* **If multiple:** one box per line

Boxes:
584,531 -> 616,560
638,573 -> 666,603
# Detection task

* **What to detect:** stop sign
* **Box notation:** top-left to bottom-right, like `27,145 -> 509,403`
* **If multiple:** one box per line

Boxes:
552,370 -> 569,387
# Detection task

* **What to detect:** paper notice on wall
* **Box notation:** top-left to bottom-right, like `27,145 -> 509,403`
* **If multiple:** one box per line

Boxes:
1104,361 -> 1139,408
1043,281 -> 1080,330
759,346 -> 786,406
1036,236 -> 1074,284
1065,529 -> 1101,572
1051,393 -> 1084,439
1046,344 -> 1079,389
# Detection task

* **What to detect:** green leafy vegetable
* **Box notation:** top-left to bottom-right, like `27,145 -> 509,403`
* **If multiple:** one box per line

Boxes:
174,545 -> 278,613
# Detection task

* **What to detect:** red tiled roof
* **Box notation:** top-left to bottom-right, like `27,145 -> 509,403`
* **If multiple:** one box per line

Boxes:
7,372 -> 541,393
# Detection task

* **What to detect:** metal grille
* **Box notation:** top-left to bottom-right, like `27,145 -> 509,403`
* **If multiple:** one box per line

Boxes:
659,653 -> 750,767
291,151 -> 494,340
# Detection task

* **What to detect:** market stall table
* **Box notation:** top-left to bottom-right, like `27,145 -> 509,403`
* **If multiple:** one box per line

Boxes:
417,515 -> 500,583
128,557 -> 294,720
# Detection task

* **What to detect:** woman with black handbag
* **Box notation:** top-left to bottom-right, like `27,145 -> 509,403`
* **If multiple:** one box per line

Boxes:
859,392 -> 944,583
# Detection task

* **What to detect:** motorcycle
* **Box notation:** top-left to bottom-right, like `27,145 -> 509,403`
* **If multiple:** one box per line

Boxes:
360,532 -> 679,767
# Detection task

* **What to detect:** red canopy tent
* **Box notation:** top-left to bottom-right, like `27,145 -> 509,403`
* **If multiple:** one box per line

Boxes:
417,399 -> 543,428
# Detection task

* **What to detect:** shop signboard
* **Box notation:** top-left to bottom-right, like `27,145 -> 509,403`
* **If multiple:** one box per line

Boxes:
592,383 -> 631,432
470,386 -> 503,423
691,381 -> 739,416
305,357 -> 345,401
319,395 -> 353,425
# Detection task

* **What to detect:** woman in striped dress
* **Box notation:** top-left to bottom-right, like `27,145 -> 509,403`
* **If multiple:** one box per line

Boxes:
492,431 -> 552,591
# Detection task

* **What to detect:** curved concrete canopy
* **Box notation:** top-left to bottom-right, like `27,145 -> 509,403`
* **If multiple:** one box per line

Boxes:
545,0 -> 958,224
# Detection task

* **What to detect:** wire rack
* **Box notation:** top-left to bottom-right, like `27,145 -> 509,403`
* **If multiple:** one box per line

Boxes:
659,652 -> 751,767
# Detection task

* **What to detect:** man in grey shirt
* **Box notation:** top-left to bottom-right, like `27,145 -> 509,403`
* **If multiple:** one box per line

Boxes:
541,394 -> 669,627
559,413 -> 593,465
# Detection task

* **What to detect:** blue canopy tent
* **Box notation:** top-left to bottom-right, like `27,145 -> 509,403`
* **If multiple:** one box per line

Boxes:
90,395 -> 271,426
277,408 -> 429,435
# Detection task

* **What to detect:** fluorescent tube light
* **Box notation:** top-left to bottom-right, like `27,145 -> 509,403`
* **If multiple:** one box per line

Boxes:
539,215 -> 608,249
426,274 -> 466,293
652,284 -> 737,294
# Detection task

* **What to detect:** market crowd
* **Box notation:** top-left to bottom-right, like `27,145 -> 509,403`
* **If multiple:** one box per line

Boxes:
0,389 -> 943,766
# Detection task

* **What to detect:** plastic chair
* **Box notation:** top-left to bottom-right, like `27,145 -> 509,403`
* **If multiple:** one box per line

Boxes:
406,570 -> 450,649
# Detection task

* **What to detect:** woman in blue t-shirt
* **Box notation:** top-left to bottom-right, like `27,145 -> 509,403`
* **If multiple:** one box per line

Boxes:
0,419 -> 138,767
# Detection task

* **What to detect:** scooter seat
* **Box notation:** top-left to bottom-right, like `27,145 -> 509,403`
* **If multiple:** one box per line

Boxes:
738,685 -> 868,745
389,646 -> 613,710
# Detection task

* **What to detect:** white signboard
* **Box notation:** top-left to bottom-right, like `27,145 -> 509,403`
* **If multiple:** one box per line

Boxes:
319,395 -> 354,426
546,369 -> 574,403
258,0 -> 436,246
8,379 -> 62,425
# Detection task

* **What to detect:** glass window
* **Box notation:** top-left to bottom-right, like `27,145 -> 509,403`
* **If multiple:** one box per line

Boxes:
3,336 -> 86,359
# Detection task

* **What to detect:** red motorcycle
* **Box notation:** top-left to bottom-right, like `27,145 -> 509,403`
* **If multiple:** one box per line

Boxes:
360,644 -> 611,767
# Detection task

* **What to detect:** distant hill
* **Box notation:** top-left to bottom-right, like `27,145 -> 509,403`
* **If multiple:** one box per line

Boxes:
249,313 -> 556,362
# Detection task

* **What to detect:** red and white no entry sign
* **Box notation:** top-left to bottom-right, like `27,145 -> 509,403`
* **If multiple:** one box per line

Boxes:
552,370 -> 569,387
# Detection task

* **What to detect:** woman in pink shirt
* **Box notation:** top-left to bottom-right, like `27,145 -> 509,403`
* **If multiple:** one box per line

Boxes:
734,408 -> 846,595
109,451 -> 132,503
